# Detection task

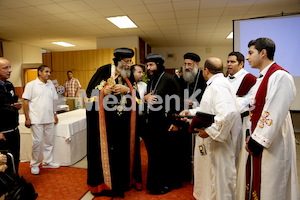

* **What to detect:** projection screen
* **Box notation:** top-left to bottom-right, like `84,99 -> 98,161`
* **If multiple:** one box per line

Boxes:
233,13 -> 300,111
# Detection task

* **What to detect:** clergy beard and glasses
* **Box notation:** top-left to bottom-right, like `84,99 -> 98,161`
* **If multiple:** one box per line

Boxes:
85,47 -> 142,198
116,60 -> 131,78
182,63 -> 198,84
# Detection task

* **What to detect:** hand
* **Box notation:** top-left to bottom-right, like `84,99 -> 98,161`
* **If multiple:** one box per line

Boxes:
0,153 -> 7,164
245,135 -> 253,155
25,118 -> 31,128
179,110 -> 191,121
0,133 -> 6,141
184,99 -> 194,108
195,128 -> 209,138
144,91 -> 157,105
144,91 -> 153,102
0,164 -> 8,172
54,114 -> 59,124
11,102 -> 22,110
168,124 -> 179,132
103,85 -> 114,96
112,84 -> 129,95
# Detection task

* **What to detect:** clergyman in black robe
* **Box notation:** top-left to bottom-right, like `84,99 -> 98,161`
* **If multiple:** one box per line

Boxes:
171,52 -> 207,183
85,48 -> 142,198
143,54 -> 183,195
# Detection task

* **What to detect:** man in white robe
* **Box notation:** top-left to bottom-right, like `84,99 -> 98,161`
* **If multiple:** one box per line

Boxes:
245,37 -> 299,200
180,57 -> 241,200
226,51 -> 257,200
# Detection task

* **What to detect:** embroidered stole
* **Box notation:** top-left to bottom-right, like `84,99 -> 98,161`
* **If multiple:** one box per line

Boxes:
236,73 -> 256,97
246,63 -> 286,200
97,76 -> 137,191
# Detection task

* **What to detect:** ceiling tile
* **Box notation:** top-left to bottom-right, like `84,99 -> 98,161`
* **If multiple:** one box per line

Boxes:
55,12 -> 82,20
177,18 -> 198,24
0,0 -> 30,8
21,0 -> 53,6
76,10 -> 104,19
175,10 -> 199,18
151,12 -> 176,20
146,3 -> 174,13
173,1 -> 200,11
83,0 -> 117,9
36,4 -> 70,14
121,5 -> 148,14
59,1 -> 93,12
98,7 -> 126,17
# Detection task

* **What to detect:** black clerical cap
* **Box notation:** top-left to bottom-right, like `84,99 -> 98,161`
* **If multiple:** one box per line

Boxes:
145,54 -> 165,65
113,48 -> 134,59
184,53 -> 201,62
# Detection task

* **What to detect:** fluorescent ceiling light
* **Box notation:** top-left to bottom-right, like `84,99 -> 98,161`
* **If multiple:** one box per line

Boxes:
52,42 -> 75,47
226,32 -> 233,39
106,16 -> 137,29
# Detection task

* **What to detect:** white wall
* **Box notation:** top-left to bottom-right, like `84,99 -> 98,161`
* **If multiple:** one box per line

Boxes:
2,41 -> 42,87
97,36 -> 140,63
152,45 -> 233,70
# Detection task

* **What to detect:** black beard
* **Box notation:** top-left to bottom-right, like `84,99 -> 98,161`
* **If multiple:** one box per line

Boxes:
147,69 -> 160,79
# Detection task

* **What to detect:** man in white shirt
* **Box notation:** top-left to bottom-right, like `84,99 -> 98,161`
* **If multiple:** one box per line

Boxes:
180,57 -> 241,200
131,64 -> 147,114
244,37 -> 299,200
22,65 -> 59,175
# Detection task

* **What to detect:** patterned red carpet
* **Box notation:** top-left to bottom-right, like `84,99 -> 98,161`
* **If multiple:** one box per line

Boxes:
18,141 -> 194,200
94,141 -> 195,200
18,162 -> 88,200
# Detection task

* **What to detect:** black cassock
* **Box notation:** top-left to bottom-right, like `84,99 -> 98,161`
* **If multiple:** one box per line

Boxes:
86,64 -> 142,197
175,69 -> 207,182
143,72 -> 183,192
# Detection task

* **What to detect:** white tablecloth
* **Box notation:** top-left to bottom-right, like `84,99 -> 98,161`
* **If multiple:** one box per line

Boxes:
19,109 -> 87,166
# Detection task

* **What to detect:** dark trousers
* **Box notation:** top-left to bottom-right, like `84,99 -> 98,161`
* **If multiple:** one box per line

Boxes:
0,129 -> 20,173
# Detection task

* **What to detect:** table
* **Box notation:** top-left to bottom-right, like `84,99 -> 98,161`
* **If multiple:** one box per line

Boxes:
19,109 -> 87,166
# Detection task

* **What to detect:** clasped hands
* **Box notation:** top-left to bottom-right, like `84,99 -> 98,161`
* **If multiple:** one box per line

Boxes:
0,153 -> 8,172
104,84 -> 130,95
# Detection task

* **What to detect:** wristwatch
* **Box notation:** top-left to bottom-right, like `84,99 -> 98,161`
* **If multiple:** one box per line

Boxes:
54,112 -> 57,114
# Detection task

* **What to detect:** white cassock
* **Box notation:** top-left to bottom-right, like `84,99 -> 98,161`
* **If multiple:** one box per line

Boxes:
248,63 -> 299,200
227,69 -> 256,200
189,73 -> 242,200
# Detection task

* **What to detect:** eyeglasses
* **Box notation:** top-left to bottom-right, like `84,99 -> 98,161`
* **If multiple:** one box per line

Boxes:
184,63 -> 194,67
121,60 -> 133,65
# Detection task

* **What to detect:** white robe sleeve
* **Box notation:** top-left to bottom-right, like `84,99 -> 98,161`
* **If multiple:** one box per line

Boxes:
251,70 -> 296,148
203,80 -> 240,143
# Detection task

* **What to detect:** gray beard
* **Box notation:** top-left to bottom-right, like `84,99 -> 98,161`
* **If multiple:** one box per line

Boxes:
183,67 -> 198,83
116,62 -> 131,78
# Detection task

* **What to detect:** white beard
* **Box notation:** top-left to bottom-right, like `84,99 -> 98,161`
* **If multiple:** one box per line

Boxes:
183,66 -> 198,83
116,62 -> 131,78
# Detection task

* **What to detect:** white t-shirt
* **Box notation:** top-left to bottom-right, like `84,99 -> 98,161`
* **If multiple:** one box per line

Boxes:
22,78 -> 58,124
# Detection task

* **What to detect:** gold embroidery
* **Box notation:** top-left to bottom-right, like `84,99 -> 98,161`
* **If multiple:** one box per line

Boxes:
107,77 -> 115,86
216,119 -> 229,132
85,96 -> 98,103
136,97 -> 141,104
95,80 -> 107,90
258,111 -> 273,129
252,191 -> 258,200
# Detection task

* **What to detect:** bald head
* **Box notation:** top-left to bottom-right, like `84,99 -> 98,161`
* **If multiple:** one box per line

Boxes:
0,58 -> 12,81
204,57 -> 223,74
